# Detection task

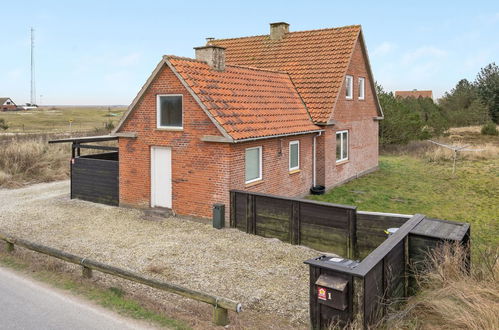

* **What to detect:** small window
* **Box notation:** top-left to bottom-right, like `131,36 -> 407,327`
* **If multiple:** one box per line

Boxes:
157,95 -> 183,128
245,146 -> 262,184
336,130 -> 348,162
289,141 -> 300,171
345,75 -> 353,99
358,77 -> 365,100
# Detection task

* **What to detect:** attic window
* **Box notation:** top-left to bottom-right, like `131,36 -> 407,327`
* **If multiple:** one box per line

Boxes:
157,95 -> 183,129
359,77 -> 365,100
345,75 -> 353,99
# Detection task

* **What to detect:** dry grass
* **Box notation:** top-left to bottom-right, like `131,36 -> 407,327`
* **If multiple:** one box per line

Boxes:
0,138 -> 70,188
387,243 -> 499,329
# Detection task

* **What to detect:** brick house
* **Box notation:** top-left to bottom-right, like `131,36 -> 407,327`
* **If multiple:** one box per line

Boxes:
394,90 -> 433,99
0,97 -> 17,111
113,22 -> 383,218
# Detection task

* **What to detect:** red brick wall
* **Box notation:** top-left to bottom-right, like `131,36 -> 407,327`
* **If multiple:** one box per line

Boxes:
118,63 -> 230,218
322,38 -> 380,188
229,134 -> 315,197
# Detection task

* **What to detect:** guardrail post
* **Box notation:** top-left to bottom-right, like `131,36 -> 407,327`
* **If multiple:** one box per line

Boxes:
5,242 -> 14,252
82,266 -> 93,279
213,306 -> 228,326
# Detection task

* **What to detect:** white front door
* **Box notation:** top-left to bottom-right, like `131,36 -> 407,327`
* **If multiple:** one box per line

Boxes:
151,147 -> 172,208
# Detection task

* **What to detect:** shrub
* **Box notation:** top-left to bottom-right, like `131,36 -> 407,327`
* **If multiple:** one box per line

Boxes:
0,118 -> 8,130
104,120 -> 115,131
481,122 -> 498,135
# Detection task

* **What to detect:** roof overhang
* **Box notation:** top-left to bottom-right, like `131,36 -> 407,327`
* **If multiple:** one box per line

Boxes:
204,129 -> 325,143
48,135 -> 118,144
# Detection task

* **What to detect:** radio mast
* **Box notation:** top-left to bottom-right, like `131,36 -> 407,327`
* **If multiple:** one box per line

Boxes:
30,27 -> 36,105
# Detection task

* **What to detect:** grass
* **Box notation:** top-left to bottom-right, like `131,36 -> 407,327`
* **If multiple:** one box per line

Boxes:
0,249 -> 190,330
310,131 -> 499,247
0,106 -> 125,133
0,137 -> 70,188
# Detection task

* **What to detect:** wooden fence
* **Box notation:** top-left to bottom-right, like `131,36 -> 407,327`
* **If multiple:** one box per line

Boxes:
230,190 -> 411,259
71,152 -> 119,206
230,190 -> 357,258
0,231 -> 242,326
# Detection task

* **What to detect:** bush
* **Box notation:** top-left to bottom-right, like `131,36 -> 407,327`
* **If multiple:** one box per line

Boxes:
104,120 -> 115,131
0,118 -> 8,130
481,122 -> 498,135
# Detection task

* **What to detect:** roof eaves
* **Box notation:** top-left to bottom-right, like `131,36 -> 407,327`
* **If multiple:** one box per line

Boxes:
113,58 -> 166,134
164,57 -> 235,143
232,129 -> 325,143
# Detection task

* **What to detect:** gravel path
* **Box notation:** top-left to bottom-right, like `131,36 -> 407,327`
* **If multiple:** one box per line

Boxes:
0,181 -> 322,324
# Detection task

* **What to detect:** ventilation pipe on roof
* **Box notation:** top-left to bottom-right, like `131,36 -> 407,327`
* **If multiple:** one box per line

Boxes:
270,22 -> 289,40
194,45 -> 226,71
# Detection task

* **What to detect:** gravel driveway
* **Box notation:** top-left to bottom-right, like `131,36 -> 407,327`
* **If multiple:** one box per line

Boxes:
0,181 -> 321,326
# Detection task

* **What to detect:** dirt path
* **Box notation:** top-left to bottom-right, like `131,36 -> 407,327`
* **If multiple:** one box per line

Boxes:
0,181 -> 320,328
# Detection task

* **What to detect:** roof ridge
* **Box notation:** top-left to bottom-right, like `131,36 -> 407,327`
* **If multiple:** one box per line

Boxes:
165,55 -> 290,75
211,24 -> 361,42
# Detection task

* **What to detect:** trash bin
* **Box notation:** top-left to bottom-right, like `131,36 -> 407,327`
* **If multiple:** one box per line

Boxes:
304,255 -> 360,329
213,203 -> 225,229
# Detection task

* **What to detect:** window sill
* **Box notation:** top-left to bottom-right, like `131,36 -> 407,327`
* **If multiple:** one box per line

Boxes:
156,127 -> 183,132
345,97 -> 353,101
289,169 -> 301,175
245,179 -> 264,188
336,159 -> 349,166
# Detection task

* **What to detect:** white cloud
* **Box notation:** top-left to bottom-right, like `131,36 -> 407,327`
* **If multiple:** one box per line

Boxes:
371,42 -> 396,57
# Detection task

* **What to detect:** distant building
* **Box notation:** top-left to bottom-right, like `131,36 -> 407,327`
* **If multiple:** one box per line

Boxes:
394,90 -> 433,99
0,97 -> 17,111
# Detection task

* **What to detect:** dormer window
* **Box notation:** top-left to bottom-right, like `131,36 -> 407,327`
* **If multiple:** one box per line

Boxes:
345,75 -> 353,99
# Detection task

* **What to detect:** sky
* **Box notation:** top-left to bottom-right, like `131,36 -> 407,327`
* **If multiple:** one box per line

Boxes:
1,0 -> 498,105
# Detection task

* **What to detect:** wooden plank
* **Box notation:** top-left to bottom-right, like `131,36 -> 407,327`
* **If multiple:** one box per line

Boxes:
230,191 -> 236,228
300,202 -> 349,228
0,231 -> 242,315
291,201 -> 300,245
254,196 -> 292,221
300,223 -> 348,255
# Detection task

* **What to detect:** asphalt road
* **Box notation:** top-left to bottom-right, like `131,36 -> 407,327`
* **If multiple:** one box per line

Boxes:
0,266 -> 153,330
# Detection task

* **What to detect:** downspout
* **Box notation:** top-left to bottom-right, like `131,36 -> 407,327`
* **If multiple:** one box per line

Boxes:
313,131 -> 322,187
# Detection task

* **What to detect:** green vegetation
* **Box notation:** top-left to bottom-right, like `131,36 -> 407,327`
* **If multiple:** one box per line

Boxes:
476,62 -> 499,123
0,106 -> 125,133
0,118 -> 8,130
481,121 -> 499,136
310,132 -> 499,247
377,84 -> 448,145
0,251 -> 190,330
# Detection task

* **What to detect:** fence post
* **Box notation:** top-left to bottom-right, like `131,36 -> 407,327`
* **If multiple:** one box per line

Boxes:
352,276 -> 364,328
230,191 -> 236,228
5,242 -> 14,253
246,194 -> 256,234
348,209 -> 357,259
291,201 -> 300,245
82,266 -> 93,279
213,306 -> 228,326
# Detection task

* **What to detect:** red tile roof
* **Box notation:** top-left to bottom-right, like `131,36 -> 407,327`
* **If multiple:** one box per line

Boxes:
210,25 -> 362,123
167,56 -> 321,141
394,90 -> 433,99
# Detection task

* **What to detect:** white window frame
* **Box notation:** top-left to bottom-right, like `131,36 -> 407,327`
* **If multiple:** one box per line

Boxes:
336,130 -> 349,163
245,146 -> 262,184
345,75 -> 353,100
156,94 -> 183,130
358,77 -> 365,100
289,140 -> 300,171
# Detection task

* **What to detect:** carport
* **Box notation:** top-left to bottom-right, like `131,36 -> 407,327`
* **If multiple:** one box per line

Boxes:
49,135 -> 119,206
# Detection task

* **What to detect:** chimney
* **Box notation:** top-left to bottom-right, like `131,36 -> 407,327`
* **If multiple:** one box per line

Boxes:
270,22 -> 289,40
194,44 -> 226,71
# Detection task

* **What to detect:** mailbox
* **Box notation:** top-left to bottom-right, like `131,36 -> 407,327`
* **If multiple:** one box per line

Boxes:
315,274 -> 349,310
305,255 -> 360,329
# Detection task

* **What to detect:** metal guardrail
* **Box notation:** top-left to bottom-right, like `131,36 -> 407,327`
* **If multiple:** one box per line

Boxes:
0,232 -> 242,326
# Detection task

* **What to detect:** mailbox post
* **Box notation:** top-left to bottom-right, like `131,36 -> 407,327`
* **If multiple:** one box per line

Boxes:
305,255 -> 360,329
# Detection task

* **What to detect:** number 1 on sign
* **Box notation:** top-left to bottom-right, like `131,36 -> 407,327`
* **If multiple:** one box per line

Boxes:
328,292 -> 332,300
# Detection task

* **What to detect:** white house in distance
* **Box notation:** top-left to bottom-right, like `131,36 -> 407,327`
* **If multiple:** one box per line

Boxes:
0,97 -> 17,111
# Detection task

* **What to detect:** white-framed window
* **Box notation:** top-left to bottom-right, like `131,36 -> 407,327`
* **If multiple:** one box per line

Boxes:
157,94 -> 183,129
345,75 -> 353,99
245,146 -> 262,184
358,77 -> 365,100
336,130 -> 348,162
289,140 -> 300,171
